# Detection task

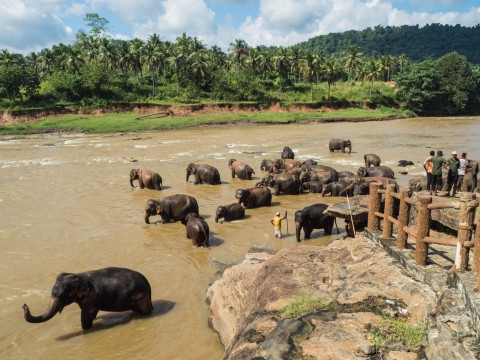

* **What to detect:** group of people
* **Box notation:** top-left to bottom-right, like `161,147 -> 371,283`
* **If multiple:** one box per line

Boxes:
424,150 -> 468,197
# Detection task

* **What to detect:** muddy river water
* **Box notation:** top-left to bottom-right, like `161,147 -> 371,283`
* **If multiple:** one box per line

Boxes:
1,117 -> 480,359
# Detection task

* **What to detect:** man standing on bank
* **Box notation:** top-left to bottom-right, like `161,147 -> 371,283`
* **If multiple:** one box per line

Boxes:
446,151 -> 460,197
271,210 -> 288,238
428,150 -> 447,196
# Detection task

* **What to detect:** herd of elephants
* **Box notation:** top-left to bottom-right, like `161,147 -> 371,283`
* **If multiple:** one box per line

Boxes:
21,137 -> 480,333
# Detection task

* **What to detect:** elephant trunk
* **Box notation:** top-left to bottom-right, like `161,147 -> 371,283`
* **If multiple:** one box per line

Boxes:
295,222 -> 302,242
144,210 -> 150,224
347,146 -> 351,154
186,171 -> 190,182
23,297 -> 61,323
130,179 -> 135,188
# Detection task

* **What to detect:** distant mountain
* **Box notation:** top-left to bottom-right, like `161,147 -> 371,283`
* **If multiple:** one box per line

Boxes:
297,24 -> 480,63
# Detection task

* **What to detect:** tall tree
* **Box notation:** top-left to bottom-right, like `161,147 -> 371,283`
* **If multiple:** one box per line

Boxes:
344,45 -> 363,91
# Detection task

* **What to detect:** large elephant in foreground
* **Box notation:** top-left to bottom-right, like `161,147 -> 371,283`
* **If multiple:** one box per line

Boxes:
295,204 -> 337,242
357,166 -> 395,179
22,267 -> 153,330
235,187 -> 272,209
329,139 -> 352,154
186,163 -> 221,185
215,203 -> 245,222
281,146 -> 295,159
144,194 -> 199,224
130,169 -> 163,190
181,213 -> 209,247
364,154 -> 381,167
228,159 -> 255,180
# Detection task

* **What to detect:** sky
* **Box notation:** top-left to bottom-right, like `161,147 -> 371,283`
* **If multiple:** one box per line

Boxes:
1,0 -> 479,55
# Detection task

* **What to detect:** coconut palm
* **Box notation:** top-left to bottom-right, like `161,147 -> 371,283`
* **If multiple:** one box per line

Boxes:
344,45 -> 363,91
364,58 -> 381,96
301,52 -> 322,101
272,46 -> 290,92
228,39 -> 249,79
323,57 -> 342,101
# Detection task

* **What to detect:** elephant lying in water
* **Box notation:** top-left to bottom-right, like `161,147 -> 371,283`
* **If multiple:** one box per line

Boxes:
130,169 -> 163,190
22,267 -> 153,330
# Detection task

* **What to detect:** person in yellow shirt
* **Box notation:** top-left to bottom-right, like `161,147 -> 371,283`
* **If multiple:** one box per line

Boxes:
271,211 -> 287,238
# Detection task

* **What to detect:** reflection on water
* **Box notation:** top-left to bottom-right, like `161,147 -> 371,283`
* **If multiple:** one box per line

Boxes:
1,117 -> 479,359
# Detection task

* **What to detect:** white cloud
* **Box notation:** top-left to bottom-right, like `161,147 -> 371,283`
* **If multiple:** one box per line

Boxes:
132,0 -> 217,42
0,0 -> 73,54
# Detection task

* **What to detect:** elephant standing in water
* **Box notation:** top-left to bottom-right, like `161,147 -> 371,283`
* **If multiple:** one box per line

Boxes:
364,154 -> 381,167
215,203 -> 245,222
130,169 -> 163,190
144,194 -> 199,224
228,159 -> 255,180
235,187 -> 272,209
295,204 -> 337,242
281,146 -> 295,159
181,213 -> 209,247
186,163 -> 221,185
22,267 -> 153,330
329,139 -> 352,154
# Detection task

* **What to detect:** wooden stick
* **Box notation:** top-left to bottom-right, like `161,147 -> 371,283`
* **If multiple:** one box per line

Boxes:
346,193 -> 356,237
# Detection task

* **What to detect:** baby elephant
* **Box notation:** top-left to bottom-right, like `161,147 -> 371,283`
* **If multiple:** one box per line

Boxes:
215,203 -> 245,223
130,169 -> 163,190
181,213 -> 210,247
22,267 -> 153,330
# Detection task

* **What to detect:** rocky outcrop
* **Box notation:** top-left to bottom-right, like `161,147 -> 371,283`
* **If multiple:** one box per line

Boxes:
207,236 -> 479,359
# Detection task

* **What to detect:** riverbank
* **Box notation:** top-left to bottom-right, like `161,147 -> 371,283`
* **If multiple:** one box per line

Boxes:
0,102 -> 412,135
207,234 -> 479,359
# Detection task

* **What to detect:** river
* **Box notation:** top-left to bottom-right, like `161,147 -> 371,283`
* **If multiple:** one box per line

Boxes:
1,116 -> 479,359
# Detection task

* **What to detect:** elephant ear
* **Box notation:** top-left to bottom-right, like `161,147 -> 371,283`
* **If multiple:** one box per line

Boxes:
73,277 -> 90,298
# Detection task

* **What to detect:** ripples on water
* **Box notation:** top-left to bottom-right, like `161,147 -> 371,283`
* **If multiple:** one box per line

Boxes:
1,117 -> 480,359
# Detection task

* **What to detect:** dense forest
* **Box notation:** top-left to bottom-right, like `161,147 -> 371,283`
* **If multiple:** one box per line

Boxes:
0,14 -> 479,116
298,24 -> 480,64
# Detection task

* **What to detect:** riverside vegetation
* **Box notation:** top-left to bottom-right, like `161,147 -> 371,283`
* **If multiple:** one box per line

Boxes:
1,14 -> 479,135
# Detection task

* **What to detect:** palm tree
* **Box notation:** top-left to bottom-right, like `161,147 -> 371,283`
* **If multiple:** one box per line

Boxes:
323,57 -> 341,101
300,52 -> 321,101
398,54 -> 409,74
129,38 -> 145,82
364,59 -> 380,96
288,46 -> 303,83
209,45 -> 226,69
38,48 -> 55,79
344,46 -> 363,91
228,39 -> 249,80
189,51 -> 208,89
167,47 -> 184,95
63,46 -> 85,74
272,46 -> 289,92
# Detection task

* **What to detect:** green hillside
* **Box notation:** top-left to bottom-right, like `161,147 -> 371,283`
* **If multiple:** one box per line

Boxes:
298,24 -> 480,63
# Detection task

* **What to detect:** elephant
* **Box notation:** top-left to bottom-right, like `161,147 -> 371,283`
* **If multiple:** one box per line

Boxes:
215,203 -> 245,222
285,167 -> 303,177
273,159 -> 303,172
299,169 -> 338,185
409,177 -> 427,192
130,169 -> 162,190
260,159 -> 274,172
302,159 -> 318,166
181,213 -> 209,247
186,163 -> 221,185
398,160 -> 415,167
265,173 -> 303,195
321,181 -> 352,197
303,181 -> 323,193
228,159 -> 255,180
338,171 -> 355,180
144,194 -> 199,224
462,172 -> 478,192
295,204 -> 337,242
329,138 -> 352,154
301,164 -> 339,179
281,146 -> 295,159
357,166 -> 395,179
22,267 -> 153,330
364,154 -> 381,167
235,187 -> 272,209
340,176 -> 398,196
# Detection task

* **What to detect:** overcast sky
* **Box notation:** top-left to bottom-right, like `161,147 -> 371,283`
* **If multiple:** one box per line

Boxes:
2,0 -> 479,54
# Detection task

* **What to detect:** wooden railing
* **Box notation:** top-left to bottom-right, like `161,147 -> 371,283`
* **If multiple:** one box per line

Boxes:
367,182 -> 480,289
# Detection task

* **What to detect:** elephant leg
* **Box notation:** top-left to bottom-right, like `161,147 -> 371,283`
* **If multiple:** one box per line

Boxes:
324,219 -> 334,235
139,178 -> 145,189
304,226 -> 313,239
274,184 -> 280,196
81,307 -> 98,330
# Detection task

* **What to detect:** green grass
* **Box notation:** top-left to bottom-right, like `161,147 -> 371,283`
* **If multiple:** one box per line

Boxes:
0,107 -> 411,135
278,293 -> 330,319
368,318 -> 426,351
